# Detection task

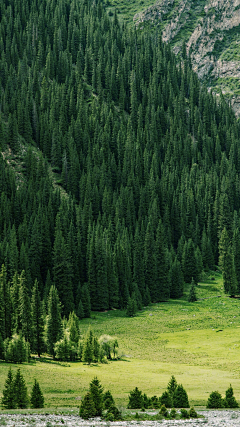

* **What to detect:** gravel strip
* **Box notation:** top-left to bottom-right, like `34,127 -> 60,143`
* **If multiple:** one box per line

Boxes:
0,411 -> 239,427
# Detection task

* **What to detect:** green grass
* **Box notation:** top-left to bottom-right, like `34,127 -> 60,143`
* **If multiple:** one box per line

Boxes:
1,272 -> 240,409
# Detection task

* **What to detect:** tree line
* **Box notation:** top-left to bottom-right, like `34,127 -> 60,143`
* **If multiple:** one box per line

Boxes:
0,0 -> 240,322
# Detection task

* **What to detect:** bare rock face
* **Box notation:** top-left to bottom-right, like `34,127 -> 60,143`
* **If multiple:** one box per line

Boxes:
134,0 -> 240,116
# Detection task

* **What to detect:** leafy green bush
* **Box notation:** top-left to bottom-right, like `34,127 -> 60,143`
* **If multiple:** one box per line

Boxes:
159,404 -> 169,418
169,408 -> 177,419
180,408 -> 190,419
189,407 -> 198,418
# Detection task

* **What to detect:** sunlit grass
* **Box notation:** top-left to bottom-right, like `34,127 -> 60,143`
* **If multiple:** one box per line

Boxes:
1,272 -> 240,408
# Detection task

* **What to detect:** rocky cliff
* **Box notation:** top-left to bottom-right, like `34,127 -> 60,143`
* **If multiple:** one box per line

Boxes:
134,0 -> 240,116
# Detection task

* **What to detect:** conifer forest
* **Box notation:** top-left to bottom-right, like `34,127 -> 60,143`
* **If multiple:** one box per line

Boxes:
1,0 -> 240,354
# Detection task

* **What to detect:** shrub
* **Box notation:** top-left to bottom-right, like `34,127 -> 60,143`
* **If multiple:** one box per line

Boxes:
160,390 -> 173,408
142,393 -> 149,409
79,392 -> 96,419
169,408 -> 177,419
180,408 -> 190,419
105,404 -> 122,421
149,395 -> 160,408
223,385 -> 239,408
189,407 -> 198,418
103,390 -> 115,409
159,404 -> 169,418
127,387 -> 143,409
173,384 -> 189,408
206,391 -> 224,408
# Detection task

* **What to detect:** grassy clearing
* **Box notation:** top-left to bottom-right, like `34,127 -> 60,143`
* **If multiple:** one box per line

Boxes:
1,272 -> 240,408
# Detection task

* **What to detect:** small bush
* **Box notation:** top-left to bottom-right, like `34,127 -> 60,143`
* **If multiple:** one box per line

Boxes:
207,391 -> 224,409
169,408 -> 177,419
189,407 -> 198,418
159,404 -> 169,418
180,408 -> 190,419
105,404 -> 122,421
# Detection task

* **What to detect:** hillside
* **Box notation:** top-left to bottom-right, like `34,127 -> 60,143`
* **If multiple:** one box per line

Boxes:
1,0 -> 240,366
106,0 -> 240,116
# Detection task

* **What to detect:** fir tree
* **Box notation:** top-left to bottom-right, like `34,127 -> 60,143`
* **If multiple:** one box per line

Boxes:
1,368 -> 16,409
46,285 -> 63,358
13,369 -> 29,409
30,379 -> 44,408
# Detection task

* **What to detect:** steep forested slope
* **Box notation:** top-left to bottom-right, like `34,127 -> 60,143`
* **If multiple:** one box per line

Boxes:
0,0 -> 240,329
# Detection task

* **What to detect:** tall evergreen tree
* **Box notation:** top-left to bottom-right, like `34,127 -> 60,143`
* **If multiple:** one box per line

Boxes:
46,285 -> 63,358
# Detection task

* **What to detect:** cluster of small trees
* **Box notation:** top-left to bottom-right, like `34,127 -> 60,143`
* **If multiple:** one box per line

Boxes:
0,266 -> 119,363
207,386 -> 239,408
127,376 -> 189,409
1,368 -> 44,409
79,377 -> 122,421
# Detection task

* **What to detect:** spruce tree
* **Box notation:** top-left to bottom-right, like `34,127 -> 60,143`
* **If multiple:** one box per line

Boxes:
79,392 -> 96,419
188,278 -> 197,302
46,285 -> 63,358
13,369 -> 29,409
89,377 -> 104,416
30,379 -> 44,408
31,279 -> 45,357
1,368 -> 16,409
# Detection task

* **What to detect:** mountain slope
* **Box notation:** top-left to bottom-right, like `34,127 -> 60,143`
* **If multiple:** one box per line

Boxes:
111,0 -> 240,116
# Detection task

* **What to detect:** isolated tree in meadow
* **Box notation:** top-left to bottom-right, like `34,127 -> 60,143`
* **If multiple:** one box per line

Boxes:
223,385 -> 239,408
1,368 -> 16,409
13,368 -> 29,408
30,379 -> 44,408
89,377 -> 104,416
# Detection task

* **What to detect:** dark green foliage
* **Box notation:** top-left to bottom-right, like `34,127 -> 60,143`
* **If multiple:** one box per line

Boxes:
223,385 -> 239,408
173,384 -> 190,408
31,280 -> 45,357
1,368 -> 16,409
206,391 -> 224,408
167,375 -> 178,397
0,0 -> 240,329
30,379 -> 44,408
160,391 -> 173,408
79,392 -> 96,419
127,387 -> 143,409
189,407 -> 198,418
105,404 -> 123,421
13,369 -> 29,409
188,278 -> 197,302
103,390 -> 115,409
89,377 -> 104,416
169,408 -> 177,419
126,296 -> 138,317
180,408 -> 190,419
46,286 -> 63,358
159,404 -> 169,417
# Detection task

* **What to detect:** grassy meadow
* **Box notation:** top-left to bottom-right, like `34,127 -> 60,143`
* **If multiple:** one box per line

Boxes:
1,272 -> 240,410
